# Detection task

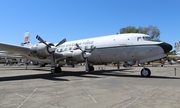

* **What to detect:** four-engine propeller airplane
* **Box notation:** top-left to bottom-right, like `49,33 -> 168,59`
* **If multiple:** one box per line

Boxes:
0,32 -> 172,77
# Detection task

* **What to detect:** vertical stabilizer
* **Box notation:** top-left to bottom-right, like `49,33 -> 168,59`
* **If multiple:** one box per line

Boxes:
175,41 -> 180,57
21,31 -> 32,47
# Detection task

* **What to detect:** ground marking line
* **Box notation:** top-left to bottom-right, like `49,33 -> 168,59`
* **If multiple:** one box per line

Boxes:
122,89 -> 148,108
77,82 -> 97,103
15,94 -> 26,98
17,82 -> 42,108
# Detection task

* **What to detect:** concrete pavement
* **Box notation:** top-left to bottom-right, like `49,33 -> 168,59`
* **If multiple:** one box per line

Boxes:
0,64 -> 180,108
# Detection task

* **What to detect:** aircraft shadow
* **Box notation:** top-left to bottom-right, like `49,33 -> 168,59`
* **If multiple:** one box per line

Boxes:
0,68 -> 180,82
62,69 -> 180,80
0,73 -> 69,82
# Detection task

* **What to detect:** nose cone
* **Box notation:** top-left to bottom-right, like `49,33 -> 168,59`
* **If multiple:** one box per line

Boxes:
159,42 -> 172,53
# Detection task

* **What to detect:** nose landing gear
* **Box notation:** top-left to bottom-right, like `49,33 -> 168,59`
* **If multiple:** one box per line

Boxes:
141,68 -> 151,77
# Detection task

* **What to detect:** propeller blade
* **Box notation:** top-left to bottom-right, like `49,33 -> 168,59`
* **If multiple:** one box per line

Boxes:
76,43 -> 83,51
75,43 -> 95,73
89,46 -> 96,53
50,53 -> 56,73
85,58 -> 89,72
36,35 -> 48,46
56,38 -> 67,47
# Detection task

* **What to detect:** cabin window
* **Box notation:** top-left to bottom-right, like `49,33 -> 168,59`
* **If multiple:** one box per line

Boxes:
91,45 -> 94,49
73,47 -> 76,50
69,47 -> 72,50
85,46 -> 89,50
137,37 -> 142,41
59,49 -> 62,52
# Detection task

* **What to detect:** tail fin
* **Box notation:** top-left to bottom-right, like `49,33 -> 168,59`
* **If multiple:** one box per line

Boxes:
175,41 -> 180,57
21,31 -> 32,47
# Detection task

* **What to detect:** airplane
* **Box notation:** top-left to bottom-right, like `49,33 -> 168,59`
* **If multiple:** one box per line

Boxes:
0,32 -> 172,77
175,41 -> 180,57
174,41 -> 180,63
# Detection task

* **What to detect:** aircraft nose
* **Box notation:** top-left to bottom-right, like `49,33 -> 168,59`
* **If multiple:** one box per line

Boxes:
159,42 -> 172,53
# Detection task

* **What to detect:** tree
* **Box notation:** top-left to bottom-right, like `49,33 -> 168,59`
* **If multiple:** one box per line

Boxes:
120,26 -> 139,34
138,25 -> 160,41
119,25 -> 161,41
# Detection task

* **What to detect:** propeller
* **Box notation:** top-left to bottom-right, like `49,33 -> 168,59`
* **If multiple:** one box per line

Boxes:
36,35 -> 49,46
75,43 -> 96,72
56,38 -> 67,47
36,35 -> 66,73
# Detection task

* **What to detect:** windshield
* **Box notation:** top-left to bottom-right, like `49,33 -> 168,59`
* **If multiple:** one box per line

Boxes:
143,36 -> 151,41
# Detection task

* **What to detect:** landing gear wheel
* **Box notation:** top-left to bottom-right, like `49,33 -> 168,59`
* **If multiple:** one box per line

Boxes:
55,66 -> 62,73
40,63 -> 46,67
89,66 -> 94,72
72,64 -> 75,68
51,66 -> 62,74
141,68 -> 151,77
51,69 -> 55,74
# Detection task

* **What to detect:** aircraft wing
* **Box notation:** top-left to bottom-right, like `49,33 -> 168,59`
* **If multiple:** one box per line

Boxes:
0,53 -> 23,58
0,42 -> 30,55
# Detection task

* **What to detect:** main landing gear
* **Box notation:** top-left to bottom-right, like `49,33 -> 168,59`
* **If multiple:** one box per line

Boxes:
51,65 -> 62,74
89,65 -> 94,72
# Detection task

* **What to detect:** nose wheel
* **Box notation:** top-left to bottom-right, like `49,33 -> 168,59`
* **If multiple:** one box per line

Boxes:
141,68 -> 151,77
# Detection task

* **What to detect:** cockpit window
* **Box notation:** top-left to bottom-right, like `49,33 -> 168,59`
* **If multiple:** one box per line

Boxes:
143,36 -> 151,41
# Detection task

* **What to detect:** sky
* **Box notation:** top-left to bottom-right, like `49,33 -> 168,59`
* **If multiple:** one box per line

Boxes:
0,0 -> 180,50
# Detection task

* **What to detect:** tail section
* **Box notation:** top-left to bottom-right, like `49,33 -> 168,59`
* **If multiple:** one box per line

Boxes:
21,31 -> 32,47
175,41 -> 180,57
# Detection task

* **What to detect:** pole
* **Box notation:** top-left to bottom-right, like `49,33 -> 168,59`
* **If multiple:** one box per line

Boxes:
174,68 -> 176,76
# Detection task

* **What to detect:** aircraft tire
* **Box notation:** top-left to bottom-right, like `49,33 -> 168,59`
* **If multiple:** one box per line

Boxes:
40,63 -> 46,67
55,66 -> 62,73
141,68 -> 151,77
72,64 -> 75,68
89,66 -> 94,72
51,69 -> 55,74
51,66 -> 62,74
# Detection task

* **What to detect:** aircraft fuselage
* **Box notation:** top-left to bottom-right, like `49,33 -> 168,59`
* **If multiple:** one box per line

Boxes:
54,33 -> 171,64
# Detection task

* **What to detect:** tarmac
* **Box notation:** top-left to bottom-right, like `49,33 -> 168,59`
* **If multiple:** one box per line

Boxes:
0,64 -> 180,108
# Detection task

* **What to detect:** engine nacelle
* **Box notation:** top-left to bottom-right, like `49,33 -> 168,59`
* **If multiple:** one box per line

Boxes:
62,50 -> 85,62
31,43 -> 54,57
72,50 -> 85,62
